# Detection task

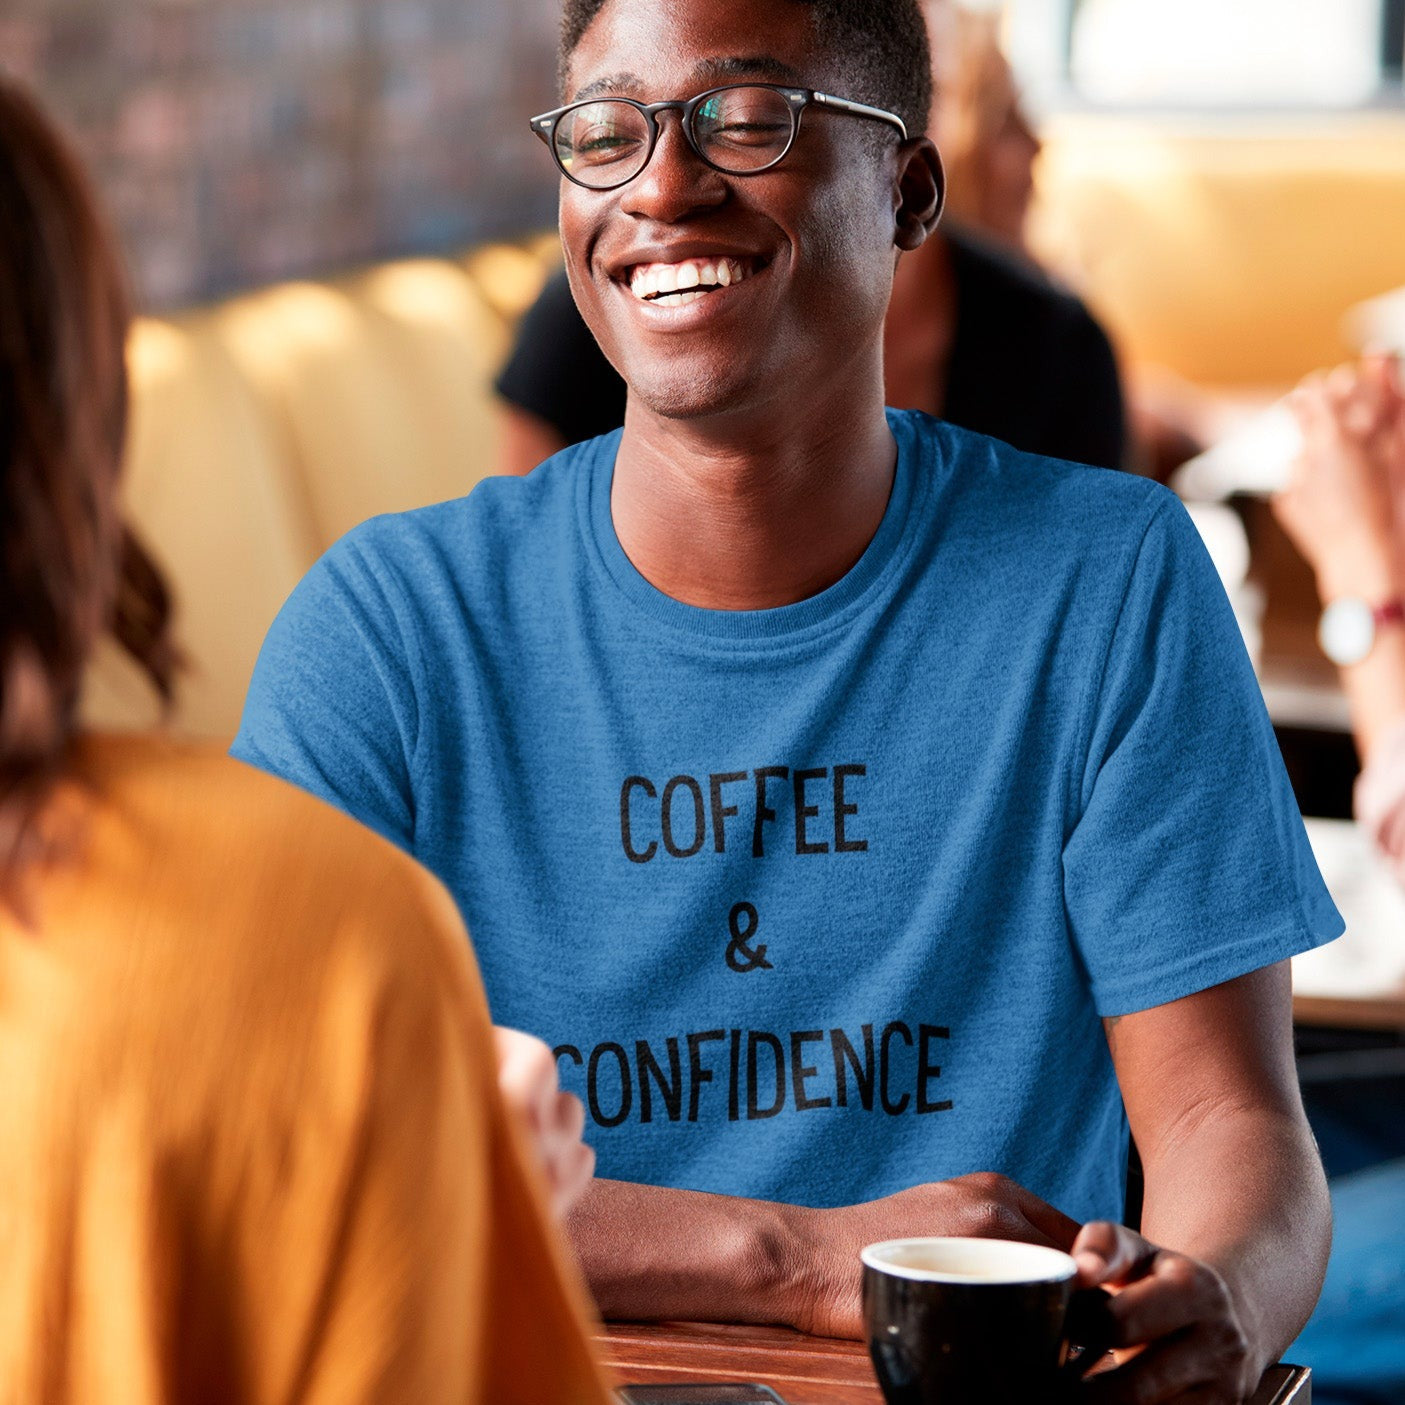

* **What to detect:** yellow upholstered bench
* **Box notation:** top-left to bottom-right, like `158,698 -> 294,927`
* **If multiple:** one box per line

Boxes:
84,238 -> 561,739
1033,113 -> 1405,388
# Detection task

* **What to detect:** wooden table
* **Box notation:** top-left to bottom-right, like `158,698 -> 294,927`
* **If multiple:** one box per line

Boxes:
599,1322 -> 1311,1403
1294,992 -> 1405,1032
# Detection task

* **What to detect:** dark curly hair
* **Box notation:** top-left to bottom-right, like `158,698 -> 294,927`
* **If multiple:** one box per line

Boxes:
559,0 -> 932,139
0,73 -> 178,908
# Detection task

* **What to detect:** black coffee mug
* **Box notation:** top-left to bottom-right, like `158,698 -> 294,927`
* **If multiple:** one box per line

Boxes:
862,1237 -> 1110,1405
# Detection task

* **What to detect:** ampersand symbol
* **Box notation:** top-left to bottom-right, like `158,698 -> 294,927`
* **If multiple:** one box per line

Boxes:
725,901 -> 774,973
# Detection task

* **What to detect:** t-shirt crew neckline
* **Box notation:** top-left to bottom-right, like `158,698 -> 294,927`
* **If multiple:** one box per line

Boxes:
578,408 -> 933,648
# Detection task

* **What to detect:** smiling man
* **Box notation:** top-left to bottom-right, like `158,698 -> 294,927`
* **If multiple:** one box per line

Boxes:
234,0 -> 1342,1398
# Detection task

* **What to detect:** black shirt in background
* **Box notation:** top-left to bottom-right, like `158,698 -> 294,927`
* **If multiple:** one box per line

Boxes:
495,224 -> 1127,471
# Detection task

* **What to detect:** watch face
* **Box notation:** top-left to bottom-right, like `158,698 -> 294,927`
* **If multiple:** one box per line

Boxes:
1319,597 -> 1375,666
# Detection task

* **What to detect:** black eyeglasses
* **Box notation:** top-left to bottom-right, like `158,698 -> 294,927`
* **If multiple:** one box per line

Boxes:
530,83 -> 909,191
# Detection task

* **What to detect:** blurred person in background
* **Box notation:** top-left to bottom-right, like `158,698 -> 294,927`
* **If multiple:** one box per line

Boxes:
928,6 -> 1040,257
0,73 -> 608,1405
1272,355 -> 1405,1405
494,0 -> 1127,476
924,4 -> 1201,483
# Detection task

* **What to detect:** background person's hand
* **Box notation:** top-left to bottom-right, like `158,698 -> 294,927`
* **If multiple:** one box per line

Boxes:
493,1026 -> 595,1219
1272,356 -> 1405,601
783,1171 -> 1082,1339
1069,1221 -> 1261,1404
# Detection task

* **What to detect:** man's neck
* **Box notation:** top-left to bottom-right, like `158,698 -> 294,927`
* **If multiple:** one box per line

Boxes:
609,381 -> 897,613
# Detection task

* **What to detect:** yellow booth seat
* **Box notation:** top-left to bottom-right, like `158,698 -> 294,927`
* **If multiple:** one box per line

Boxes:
84,239 -> 560,739
1032,112 -> 1405,388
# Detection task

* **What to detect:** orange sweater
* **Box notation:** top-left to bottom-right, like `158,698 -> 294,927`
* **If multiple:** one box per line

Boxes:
0,736 -> 612,1405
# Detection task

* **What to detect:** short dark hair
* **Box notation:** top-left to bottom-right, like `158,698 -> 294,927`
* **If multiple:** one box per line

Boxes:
558,0 -> 932,139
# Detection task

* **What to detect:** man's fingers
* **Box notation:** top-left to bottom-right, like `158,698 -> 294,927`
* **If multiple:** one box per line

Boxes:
948,1172 -> 1078,1248
1070,1222 -> 1118,1285
1067,1225 -> 1157,1286
1070,1221 -> 1152,1287
1012,1188 -> 1082,1249
1101,1254 -> 1221,1346
1081,1330 -> 1245,1405
1079,1335 -> 1210,1405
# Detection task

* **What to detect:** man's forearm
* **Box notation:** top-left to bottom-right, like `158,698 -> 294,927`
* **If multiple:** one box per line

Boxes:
567,1171 -> 1085,1336
567,1178 -> 803,1325
1139,1104 -> 1331,1370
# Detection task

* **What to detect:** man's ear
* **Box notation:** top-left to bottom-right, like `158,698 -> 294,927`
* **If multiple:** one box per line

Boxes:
893,137 -> 945,252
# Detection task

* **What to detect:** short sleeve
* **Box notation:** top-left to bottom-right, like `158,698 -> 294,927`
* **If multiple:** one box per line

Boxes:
493,270 -> 628,446
232,529 -> 418,851
1062,497 -> 1343,1016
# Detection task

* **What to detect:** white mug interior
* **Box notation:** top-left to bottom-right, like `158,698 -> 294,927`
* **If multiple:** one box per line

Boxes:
860,1236 -> 1078,1286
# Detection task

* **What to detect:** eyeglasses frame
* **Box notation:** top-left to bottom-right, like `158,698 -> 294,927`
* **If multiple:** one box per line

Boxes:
529,82 -> 910,191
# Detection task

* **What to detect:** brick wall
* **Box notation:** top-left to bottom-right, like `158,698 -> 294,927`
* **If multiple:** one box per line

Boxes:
0,0 -> 564,309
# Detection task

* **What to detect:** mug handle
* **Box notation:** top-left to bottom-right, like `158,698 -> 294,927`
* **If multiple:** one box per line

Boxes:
1060,1287 -> 1117,1388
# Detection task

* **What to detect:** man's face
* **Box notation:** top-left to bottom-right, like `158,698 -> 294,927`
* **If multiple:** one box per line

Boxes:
559,0 -> 905,423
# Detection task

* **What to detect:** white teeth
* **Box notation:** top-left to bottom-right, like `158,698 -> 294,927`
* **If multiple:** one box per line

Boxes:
627,256 -> 755,303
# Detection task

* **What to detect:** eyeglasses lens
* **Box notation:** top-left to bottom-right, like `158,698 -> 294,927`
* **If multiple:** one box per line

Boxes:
692,87 -> 794,172
555,102 -> 652,187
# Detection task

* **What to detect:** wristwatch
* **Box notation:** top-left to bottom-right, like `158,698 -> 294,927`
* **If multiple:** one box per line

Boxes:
1318,595 -> 1405,666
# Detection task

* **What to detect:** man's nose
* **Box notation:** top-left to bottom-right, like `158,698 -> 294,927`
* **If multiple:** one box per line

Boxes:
619,111 -> 727,222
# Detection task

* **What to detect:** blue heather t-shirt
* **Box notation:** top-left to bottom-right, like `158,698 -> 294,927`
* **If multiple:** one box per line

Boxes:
233,410 -> 1341,1223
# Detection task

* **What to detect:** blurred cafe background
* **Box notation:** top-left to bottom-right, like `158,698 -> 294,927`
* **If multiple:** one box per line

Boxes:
4,0 -> 1404,1044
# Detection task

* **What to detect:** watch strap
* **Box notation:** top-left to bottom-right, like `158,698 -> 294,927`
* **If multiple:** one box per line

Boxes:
1374,598 -> 1405,629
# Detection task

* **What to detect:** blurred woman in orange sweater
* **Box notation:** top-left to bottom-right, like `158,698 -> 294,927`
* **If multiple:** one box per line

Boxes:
0,73 -> 610,1405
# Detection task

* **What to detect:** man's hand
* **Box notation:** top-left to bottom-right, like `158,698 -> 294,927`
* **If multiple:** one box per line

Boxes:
783,1172 -> 1082,1338
1069,1221 -> 1260,1404
494,1026 -> 595,1219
